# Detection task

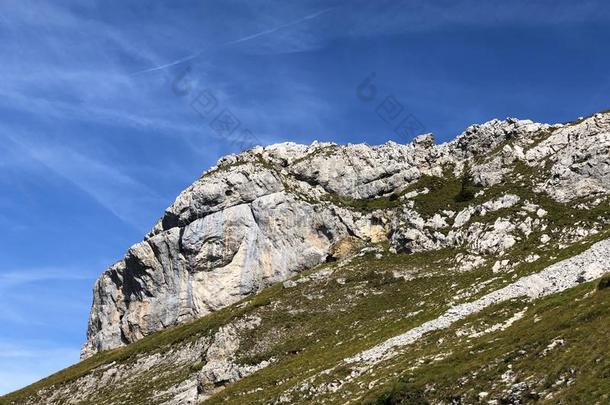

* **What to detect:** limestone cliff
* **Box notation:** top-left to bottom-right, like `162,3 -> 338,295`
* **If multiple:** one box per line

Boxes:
81,112 -> 610,358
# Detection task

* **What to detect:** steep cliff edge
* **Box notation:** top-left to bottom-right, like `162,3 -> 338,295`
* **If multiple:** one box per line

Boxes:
82,112 -> 610,358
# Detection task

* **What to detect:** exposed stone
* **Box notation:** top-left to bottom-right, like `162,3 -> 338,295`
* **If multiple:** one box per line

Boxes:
525,113 -> 610,202
328,236 -> 365,261
82,111 -> 610,358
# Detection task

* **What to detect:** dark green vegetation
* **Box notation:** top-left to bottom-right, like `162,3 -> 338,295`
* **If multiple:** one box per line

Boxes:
598,273 -> 610,290
454,168 -> 478,203
364,381 -> 429,405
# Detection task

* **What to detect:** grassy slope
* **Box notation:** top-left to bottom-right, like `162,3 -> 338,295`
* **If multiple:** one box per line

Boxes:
354,279 -> 610,404
202,234 -> 610,404
2,228 -> 607,405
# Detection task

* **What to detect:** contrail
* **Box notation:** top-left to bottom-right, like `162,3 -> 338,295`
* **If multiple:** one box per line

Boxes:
133,52 -> 207,74
221,7 -> 335,46
132,7 -> 335,75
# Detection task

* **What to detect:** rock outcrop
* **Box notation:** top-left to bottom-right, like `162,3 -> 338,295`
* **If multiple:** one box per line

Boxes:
82,112 -> 610,359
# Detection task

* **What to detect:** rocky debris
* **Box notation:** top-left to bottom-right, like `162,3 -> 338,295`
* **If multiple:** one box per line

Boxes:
20,316 -> 270,405
453,207 -> 474,228
24,338 -> 211,405
471,143 -> 528,187
540,338 -> 565,357
346,238 -> 610,366
388,193 -> 527,257
425,213 -> 449,229
454,253 -> 486,272
467,307 -> 527,338
389,227 -> 440,254
492,259 -> 512,273
557,222 -> 602,245
82,112 -> 610,358
451,194 -> 520,229
451,118 -> 548,161
391,214 -> 525,258
466,218 -> 518,254
197,316 -> 270,400
500,381 -> 539,404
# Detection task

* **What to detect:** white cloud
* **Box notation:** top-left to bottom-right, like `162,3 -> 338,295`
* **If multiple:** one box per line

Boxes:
0,268 -> 92,289
0,342 -> 80,395
3,133 -> 165,230
0,265 -> 96,324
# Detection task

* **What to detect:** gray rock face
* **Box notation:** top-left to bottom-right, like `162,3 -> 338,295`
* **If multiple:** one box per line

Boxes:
82,112 -> 610,358
525,113 -> 610,201
83,192 -> 356,356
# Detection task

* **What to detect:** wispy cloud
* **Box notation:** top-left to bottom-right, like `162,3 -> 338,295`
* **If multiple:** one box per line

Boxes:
133,6 -> 337,74
0,266 -> 93,337
0,268 -> 92,289
224,7 -> 336,45
0,341 -> 80,395
3,132 -> 165,230
0,86 -> 204,138
0,1 -> 201,142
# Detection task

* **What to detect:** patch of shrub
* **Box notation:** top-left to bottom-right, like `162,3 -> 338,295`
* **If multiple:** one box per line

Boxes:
365,381 -> 429,405
597,273 -> 610,290
454,165 -> 478,203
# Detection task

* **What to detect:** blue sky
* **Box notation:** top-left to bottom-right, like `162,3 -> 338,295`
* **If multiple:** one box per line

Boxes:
1,0 -> 610,394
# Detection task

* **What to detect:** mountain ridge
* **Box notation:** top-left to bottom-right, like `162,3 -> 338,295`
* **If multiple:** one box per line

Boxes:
3,109 -> 610,404
82,112 -> 609,359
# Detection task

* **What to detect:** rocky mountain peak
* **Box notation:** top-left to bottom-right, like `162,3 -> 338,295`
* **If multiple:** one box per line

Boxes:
81,111 -> 610,359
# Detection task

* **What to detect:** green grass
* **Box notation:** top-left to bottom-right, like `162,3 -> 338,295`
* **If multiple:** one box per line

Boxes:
352,279 -> 610,404
363,381 -> 430,405
409,172 -> 476,217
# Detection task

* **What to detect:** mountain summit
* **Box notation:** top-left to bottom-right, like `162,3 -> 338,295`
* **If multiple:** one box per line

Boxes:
3,110 -> 610,404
